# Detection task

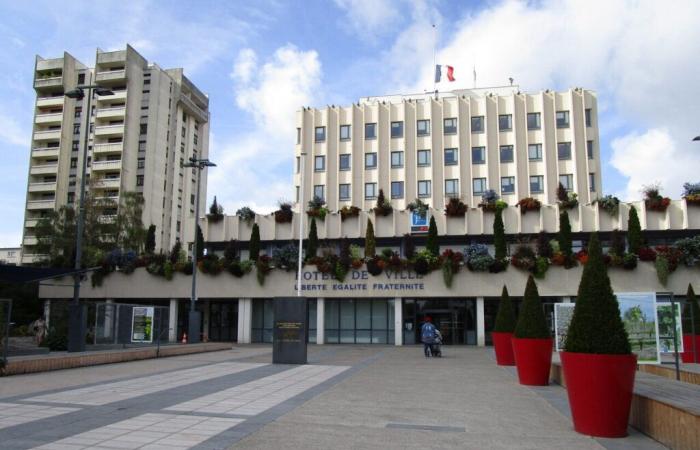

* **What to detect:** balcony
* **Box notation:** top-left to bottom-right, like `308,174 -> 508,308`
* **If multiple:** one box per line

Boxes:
99,215 -> 117,224
94,124 -> 124,137
98,90 -> 127,102
94,195 -> 120,203
25,219 -> 39,228
28,181 -> 57,193
32,147 -> 61,158
30,163 -> 59,175
95,69 -> 126,83
27,199 -> 56,210
179,93 -> 208,123
97,50 -> 126,65
96,106 -> 126,119
33,129 -> 62,141
23,235 -> 38,246
93,142 -> 123,154
21,253 -> 48,264
35,112 -> 63,124
91,160 -> 122,171
36,96 -> 64,108
94,177 -> 121,189
34,76 -> 63,89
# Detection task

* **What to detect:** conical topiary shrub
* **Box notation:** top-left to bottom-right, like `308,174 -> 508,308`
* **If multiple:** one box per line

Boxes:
492,285 -> 517,365
512,276 -> 552,385
426,216 -> 439,256
306,217 -> 318,259
561,233 -> 636,438
681,284 -> 700,363
627,206 -> 643,255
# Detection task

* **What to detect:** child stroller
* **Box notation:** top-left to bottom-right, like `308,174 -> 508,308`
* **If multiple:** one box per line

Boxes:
431,330 -> 443,357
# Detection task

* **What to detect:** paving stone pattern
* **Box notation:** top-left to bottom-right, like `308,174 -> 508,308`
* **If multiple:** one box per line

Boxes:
0,403 -> 79,430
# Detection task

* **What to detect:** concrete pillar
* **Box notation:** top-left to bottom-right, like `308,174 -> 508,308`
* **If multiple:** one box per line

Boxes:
477,297 -> 485,347
203,300 -> 211,342
316,298 -> 325,345
43,299 -> 51,330
394,298 -> 403,346
168,299 -> 178,342
104,299 -> 114,339
237,298 -> 252,344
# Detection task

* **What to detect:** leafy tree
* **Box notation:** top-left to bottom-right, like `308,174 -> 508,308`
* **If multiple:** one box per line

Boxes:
209,196 -> 223,215
306,217 -> 318,259
494,285 -> 517,333
169,239 -> 183,265
682,284 -> 700,335
114,192 -> 146,252
224,239 -> 238,262
195,225 -> 205,259
558,211 -> 572,259
610,229 -> 626,256
628,206 -> 643,255
248,223 -> 260,261
564,233 -> 631,354
514,276 -> 550,339
365,219 -> 376,258
494,209 -> 506,260
426,216 -> 439,257
145,225 -> 156,254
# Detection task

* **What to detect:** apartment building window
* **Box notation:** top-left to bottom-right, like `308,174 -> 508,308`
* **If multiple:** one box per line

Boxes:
365,182 -> 377,199
340,124 -> 351,141
339,154 -> 351,171
139,141 -> 147,152
365,123 -> 377,139
139,124 -> 147,135
587,140 -> 594,159
559,174 -> 573,191
501,176 -> 515,194
528,144 -> 542,161
557,142 -> 572,160
472,146 -> 485,164
193,134 -> 198,145
314,185 -> 325,201
296,156 -> 300,173
339,183 -> 351,200
391,151 -> 404,168
190,194 -> 195,205
74,108 -> 82,118
500,145 -> 514,163
556,110 -> 570,128
418,180 -> 431,198
391,181 -> 404,199
499,114 -> 512,131
391,121 -> 403,138
589,173 -> 596,192
136,175 -> 144,186
176,221 -> 181,232
530,175 -> 544,193
365,152 -> 377,169
137,158 -> 145,169
296,127 -> 301,144
527,113 -> 541,130
295,186 -> 300,202
72,140 -> 79,151
444,118 -> 457,134
73,124 -> 80,135
471,116 -> 484,133
67,192 -> 75,204
473,178 -> 487,195
445,179 -> 459,197
77,73 -> 85,84
417,149 -> 431,167
315,126 -> 326,142
585,108 -> 592,127
417,119 -> 430,136
444,148 -> 458,165
182,112 -> 187,122
70,158 -> 77,168
314,155 -> 325,172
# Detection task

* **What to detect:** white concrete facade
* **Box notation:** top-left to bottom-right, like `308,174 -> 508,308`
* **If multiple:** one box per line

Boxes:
0,247 -> 21,265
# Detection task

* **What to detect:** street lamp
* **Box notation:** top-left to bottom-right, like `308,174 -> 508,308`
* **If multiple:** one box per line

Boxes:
693,136 -> 700,141
181,156 -> 216,343
65,84 -> 113,353
296,153 -> 307,297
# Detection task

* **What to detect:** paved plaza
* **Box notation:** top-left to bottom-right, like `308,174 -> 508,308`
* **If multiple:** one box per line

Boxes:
0,345 -> 667,449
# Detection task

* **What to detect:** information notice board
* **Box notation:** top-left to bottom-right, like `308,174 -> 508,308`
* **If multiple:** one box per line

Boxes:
131,307 -> 154,343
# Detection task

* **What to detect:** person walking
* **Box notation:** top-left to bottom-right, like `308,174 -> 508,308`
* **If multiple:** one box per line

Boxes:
31,316 -> 47,346
420,316 -> 437,358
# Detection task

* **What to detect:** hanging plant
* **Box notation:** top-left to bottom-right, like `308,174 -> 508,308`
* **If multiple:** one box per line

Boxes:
307,196 -> 329,220
444,197 -> 468,217
373,189 -> 393,216
366,255 -> 384,276
642,183 -> 671,212
255,255 -> 272,286
406,198 -> 429,218
478,189 -> 507,212
340,205 -> 361,221
516,197 -> 542,215
274,201 -> 294,223
235,206 -> 256,225
440,249 -> 463,288
683,182 -> 700,205
594,195 -> 620,216
557,183 -> 579,209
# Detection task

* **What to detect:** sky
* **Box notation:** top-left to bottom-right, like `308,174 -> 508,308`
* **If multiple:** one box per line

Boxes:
1,0 -> 699,248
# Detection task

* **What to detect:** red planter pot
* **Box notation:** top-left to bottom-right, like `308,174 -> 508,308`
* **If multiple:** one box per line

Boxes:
512,337 -> 553,385
560,352 -> 637,438
681,334 -> 700,363
492,332 -> 516,366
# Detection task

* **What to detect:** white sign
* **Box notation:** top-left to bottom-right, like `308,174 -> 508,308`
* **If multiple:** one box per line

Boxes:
131,307 -> 155,343
656,303 -> 684,353
554,303 -> 575,351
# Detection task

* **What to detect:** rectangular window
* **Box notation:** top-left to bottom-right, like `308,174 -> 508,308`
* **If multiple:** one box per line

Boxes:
585,108 -> 592,127
391,121 -> 404,138
417,180 -> 431,198
559,174 -> 573,191
365,123 -> 377,139
365,182 -> 377,199
73,124 -> 80,134
339,183 -> 351,200
473,178 -> 487,195
365,152 -> 377,169
296,186 -> 300,202
500,145 -> 514,163
528,144 -> 542,161
445,179 -> 459,197
589,173 -> 596,192
296,127 -> 301,144
340,124 -> 351,141
499,114 -> 512,131
339,154 -> 351,171
587,140 -> 594,159
70,158 -> 77,168
391,151 -> 404,168
314,155 -> 325,172
315,126 -> 326,142
471,116 -> 484,133
391,181 -> 404,199
557,142 -> 572,160
472,146 -> 485,164
74,108 -> 82,118
556,110 -> 570,128
530,175 -> 544,193
527,112 -> 541,130
444,148 -> 458,165
296,156 -> 300,173
417,119 -> 430,136
136,175 -> 144,186
443,118 -> 457,134
501,176 -> 515,194
72,140 -> 79,151
137,158 -> 145,169
314,184 -> 325,200
417,149 -> 431,167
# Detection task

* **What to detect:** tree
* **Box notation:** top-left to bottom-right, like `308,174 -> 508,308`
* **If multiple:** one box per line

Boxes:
426,216 -> 439,256
169,239 -> 182,265
224,239 -> 238,262
628,206 -> 642,255
306,217 -> 318,259
494,285 -> 517,333
209,196 -> 223,216
564,233 -> 631,354
559,211 -> 572,259
494,209 -> 506,260
365,219 -> 376,258
249,223 -> 260,261
514,276 -> 550,339
114,192 -> 146,252
195,225 -> 205,259
610,229 -> 625,256
682,284 -> 700,335
145,225 -> 156,254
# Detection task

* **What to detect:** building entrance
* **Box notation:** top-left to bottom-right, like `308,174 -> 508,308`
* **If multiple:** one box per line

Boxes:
403,299 -> 476,345
209,301 -> 238,342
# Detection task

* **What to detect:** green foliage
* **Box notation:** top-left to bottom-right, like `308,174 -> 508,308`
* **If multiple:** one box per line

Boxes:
682,284 -> 700,335
494,285 -> 517,332
365,219 -> 376,258
426,216 -> 439,256
306,218 -> 318,259
145,225 -> 156,254
272,244 -> 299,271
163,261 -> 174,280
195,225 -> 205,259
655,256 -> 670,286
595,195 -> 621,217
558,211 -> 573,258
236,206 -> 256,224
494,209 -> 506,260
169,239 -> 183,265
407,198 -> 429,218
514,276 -> 549,339
564,233 -> 631,354
223,239 -> 238,262
628,206 -> 643,254
42,327 -> 68,351
609,229 -> 626,256
208,196 -> 223,218
248,224 -> 261,261
534,257 -> 550,279
114,192 -> 147,252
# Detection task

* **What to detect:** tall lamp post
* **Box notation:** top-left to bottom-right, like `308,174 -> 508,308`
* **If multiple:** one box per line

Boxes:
181,156 -> 216,343
65,85 -> 113,353
693,136 -> 700,142
296,152 -> 307,296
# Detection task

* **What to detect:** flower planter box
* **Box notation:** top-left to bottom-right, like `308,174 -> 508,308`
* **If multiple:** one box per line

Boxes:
681,334 -> 700,363
492,332 -> 515,366
512,337 -> 553,385
560,352 -> 637,438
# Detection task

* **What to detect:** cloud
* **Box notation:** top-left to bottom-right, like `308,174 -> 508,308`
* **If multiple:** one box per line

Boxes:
0,109 -> 29,147
333,0 -> 402,40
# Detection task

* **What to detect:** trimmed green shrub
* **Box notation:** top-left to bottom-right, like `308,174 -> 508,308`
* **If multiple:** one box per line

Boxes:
559,211 -> 572,259
494,285 -> 517,333
248,223 -> 260,261
514,276 -> 550,339
564,233 -> 631,354
628,206 -> 642,255
196,225 -> 205,259
655,256 -> 670,286
682,284 -> 700,335
494,209 -> 506,260
365,219 -> 376,258
306,218 -> 318,259
426,216 -> 439,257
610,229 -> 626,256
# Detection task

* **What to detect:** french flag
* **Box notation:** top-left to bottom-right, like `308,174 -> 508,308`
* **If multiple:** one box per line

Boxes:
435,65 -> 455,83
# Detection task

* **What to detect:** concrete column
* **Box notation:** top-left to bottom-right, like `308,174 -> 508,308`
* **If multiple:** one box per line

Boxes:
104,299 -> 114,339
394,298 -> 403,346
237,298 -> 252,344
43,299 -> 51,330
316,298 -> 325,345
477,297 -> 485,347
203,300 -> 211,342
168,299 -> 178,342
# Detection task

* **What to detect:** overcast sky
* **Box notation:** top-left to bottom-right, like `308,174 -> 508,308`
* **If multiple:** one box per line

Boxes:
1,0 -> 699,247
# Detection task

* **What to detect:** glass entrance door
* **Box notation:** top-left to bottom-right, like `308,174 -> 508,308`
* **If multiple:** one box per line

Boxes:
404,299 -> 476,345
209,301 -> 238,342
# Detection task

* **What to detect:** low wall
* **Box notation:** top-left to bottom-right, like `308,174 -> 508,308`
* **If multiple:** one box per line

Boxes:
638,364 -> 700,386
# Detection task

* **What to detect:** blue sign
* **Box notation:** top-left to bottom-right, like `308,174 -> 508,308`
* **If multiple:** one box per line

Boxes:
410,210 -> 429,234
